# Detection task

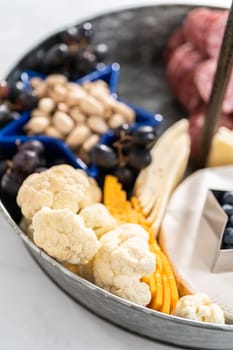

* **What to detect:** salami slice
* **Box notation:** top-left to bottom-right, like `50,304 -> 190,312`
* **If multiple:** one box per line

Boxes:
183,8 -> 227,57
166,43 -> 202,112
177,72 -> 201,113
205,11 -> 228,58
166,43 -> 192,91
164,28 -> 185,63
183,8 -> 214,56
194,59 -> 233,114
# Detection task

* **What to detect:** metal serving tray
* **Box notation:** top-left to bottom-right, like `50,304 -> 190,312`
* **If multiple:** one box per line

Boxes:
2,3 -> 233,349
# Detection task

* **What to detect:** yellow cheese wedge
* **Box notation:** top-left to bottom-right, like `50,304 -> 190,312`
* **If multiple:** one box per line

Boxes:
208,127 -> 233,167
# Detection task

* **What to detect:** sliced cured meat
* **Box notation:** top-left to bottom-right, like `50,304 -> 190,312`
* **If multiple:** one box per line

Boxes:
177,72 -> 201,113
183,8 -> 214,56
167,43 -> 192,91
183,8 -> 227,58
164,28 -> 185,63
166,43 -> 203,112
206,11 -> 228,58
194,59 -> 215,102
189,109 -> 233,156
194,59 -> 233,114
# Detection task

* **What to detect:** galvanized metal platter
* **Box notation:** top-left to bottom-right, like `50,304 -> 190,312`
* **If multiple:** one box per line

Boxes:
2,3 -> 233,349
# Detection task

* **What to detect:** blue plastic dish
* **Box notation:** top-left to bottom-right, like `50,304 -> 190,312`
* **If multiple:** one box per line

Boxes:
0,63 -> 120,139
0,136 -> 87,170
0,64 -> 163,179
20,63 -> 120,95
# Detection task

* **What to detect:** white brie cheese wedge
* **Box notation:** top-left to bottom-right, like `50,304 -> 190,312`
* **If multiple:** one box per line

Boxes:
160,166 -> 233,322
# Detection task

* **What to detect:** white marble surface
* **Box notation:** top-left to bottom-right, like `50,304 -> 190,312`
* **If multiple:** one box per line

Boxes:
0,0 -> 230,349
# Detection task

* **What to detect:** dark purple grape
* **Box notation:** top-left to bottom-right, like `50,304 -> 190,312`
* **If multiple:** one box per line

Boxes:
90,144 -> 118,169
0,160 -> 8,179
133,126 -> 157,147
12,150 -> 40,173
8,81 -> 25,102
60,26 -> 83,44
222,204 -> 233,217
0,105 -> 16,128
127,147 -> 152,170
93,43 -> 109,61
222,191 -> 233,206
73,49 -> 97,76
113,123 -> 131,138
1,171 -> 25,197
23,49 -> 46,72
18,140 -> 45,156
16,90 -> 38,110
113,167 -> 136,187
80,22 -> 94,43
223,227 -> 233,246
43,43 -> 69,68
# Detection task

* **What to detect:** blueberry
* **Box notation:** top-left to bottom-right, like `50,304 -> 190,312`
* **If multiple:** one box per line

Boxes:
222,204 -> 233,216
223,227 -> 233,246
222,191 -> 233,205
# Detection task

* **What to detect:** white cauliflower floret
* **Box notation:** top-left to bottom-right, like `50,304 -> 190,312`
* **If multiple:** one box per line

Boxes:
172,293 -> 225,324
79,203 -> 117,238
32,207 -> 100,264
17,165 -> 89,220
76,170 -> 102,208
93,223 -> 156,306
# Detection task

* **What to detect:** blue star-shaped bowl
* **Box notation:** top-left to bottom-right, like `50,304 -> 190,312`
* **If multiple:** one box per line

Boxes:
0,64 -> 163,178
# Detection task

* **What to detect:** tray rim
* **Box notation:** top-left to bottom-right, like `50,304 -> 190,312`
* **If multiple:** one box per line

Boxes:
1,197 -> 232,332
1,2 -> 233,346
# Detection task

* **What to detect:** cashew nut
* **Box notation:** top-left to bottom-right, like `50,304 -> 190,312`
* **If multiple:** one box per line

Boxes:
53,111 -> 74,135
87,116 -> 108,134
82,134 -> 100,152
66,125 -> 91,148
24,116 -> 50,134
79,96 -> 105,116
108,113 -> 126,128
69,107 -> 86,123
38,97 -> 55,114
